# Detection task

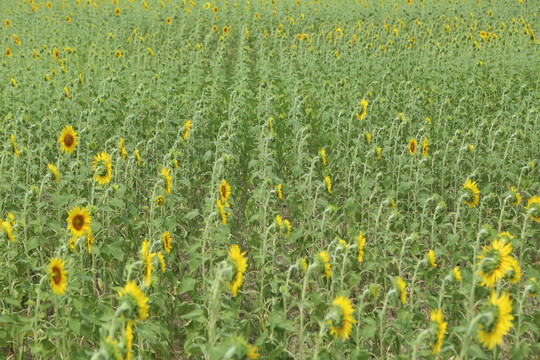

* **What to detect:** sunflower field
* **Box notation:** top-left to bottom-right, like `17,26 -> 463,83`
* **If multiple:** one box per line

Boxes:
1,0 -> 539,359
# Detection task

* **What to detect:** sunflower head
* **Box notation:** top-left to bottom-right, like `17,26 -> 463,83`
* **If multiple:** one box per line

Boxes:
505,257 -> 521,284
316,251 -> 331,278
227,245 -> 247,297
156,195 -> 164,207
453,266 -> 463,282
408,138 -> 417,155
357,99 -> 368,120
429,309 -> 447,354
427,249 -> 437,268
92,151 -> 112,185
67,206 -> 92,238
219,179 -> 231,201
510,187 -> 521,206
396,276 -> 407,304
525,195 -> 540,223
463,179 -> 480,207
478,238 -> 513,288
357,231 -> 366,262
58,125 -> 78,154
161,167 -> 172,193
224,336 -> 259,359
50,258 -> 67,295
162,231 -> 172,254
327,295 -> 356,340
118,281 -> 149,321
477,291 -> 514,350
422,137 -> 429,157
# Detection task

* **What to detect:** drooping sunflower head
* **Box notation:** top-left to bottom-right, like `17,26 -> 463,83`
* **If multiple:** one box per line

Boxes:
427,249 -> 437,268
141,239 -> 155,286
357,231 -> 366,262
117,281 -> 149,321
219,179 -> 231,201
422,137 -> 429,157
357,99 -> 368,120
227,244 -> 247,297
408,138 -> 417,155
2,221 -> 15,242
463,179 -> 480,207
478,238 -> 513,288
505,257 -> 521,284
92,151 -> 112,185
50,258 -> 67,295
58,125 -> 78,154
510,187 -> 521,206
161,167 -> 172,193
453,265 -> 463,282
162,231 -> 172,254
477,291 -> 514,350
325,176 -> 332,194
396,276 -> 407,305
525,195 -> 540,223
317,251 -> 332,278
48,163 -> 60,182
157,252 -> 166,273
327,295 -> 356,340
67,206 -> 91,238
276,183 -> 283,199
429,309 -> 447,354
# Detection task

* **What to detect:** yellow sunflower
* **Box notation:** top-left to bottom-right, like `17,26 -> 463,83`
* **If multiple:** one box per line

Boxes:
217,199 -> 230,225
318,251 -> 332,278
118,281 -> 149,321
357,100 -> 368,120
142,239 -> 155,286
92,151 -> 112,185
161,167 -> 172,193
276,183 -> 283,199
119,138 -> 127,162
2,221 -> 15,242
428,249 -> 437,268
397,276 -> 407,304
510,187 -> 521,206
166,17 -> 171,24
463,179 -> 480,207
48,163 -> 60,182
477,291 -> 513,350
328,295 -> 356,340
219,179 -> 231,202
67,206 -> 91,238
162,231 -> 172,254
125,323 -> 133,360
58,125 -> 78,154
156,195 -> 164,207
506,257 -> 521,284
408,138 -> 417,155
50,258 -> 67,295
422,137 -> 428,157
320,148 -> 327,165
157,252 -> 166,273
430,309 -> 447,355
453,266 -> 463,282
183,120 -> 192,139
478,238 -> 513,288
6,47 -> 12,58
325,176 -> 332,194
227,244 -> 247,297
357,231 -> 366,262
525,195 -> 540,223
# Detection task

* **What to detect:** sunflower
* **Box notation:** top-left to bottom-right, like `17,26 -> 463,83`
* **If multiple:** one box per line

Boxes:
357,100 -> 368,120
422,137 -> 428,157
118,281 -> 149,321
325,176 -> 332,194
183,120 -> 192,139
50,258 -> 67,295
478,238 -> 513,288
119,138 -> 126,161
114,7 -> 121,15
283,219 -> 291,238
328,295 -> 356,340
212,25 -> 218,32
428,250 -> 437,268
157,252 -> 166,273
2,221 -> 15,242
453,266 -> 463,282
365,132 -> 371,143
203,2 -> 211,9
357,231 -> 366,262
125,323 -> 133,360
429,309 -> 447,355
161,167 -> 172,193
116,50 -> 122,58
408,138 -> 417,155
227,244 -> 247,297
135,149 -> 141,166
142,239 -> 155,286
5,48 -> 12,58
58,125 -> 78,154
318,251 -> 332,278
156,195 -> 164,207
376,147 -> 382,159
162,231 -> 172,254
217,199 -> 230,225
223,26 -> 229,35
92,151 -> 112,185
67,206 -> 91,238
276,183 -> 283,199
396,276 -> 407,304
510,187 -> 521,206
247,345 -> 259,359
463,179 -> 480,207
86,230 -> 95,254
166,17 -> 172,24
5,19 -> 11,27
506,257 -> 521,284
320,149 -> 327,165
477,291 -> 513,350
525,195 -> 540,223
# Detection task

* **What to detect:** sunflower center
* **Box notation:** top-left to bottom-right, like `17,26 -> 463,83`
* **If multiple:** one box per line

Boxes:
410,143 -> 416,153
480,304 -> 499,333
220,185 -> 227,199
73,214 -> 85,231
52,266 -> 62,284
64,133 -> 74,147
